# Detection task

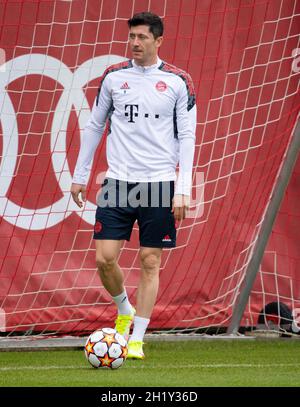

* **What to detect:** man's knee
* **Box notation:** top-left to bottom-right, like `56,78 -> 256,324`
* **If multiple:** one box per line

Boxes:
95,240 -> 122,275
140,250 -> 161,276
96,253 -> 118,275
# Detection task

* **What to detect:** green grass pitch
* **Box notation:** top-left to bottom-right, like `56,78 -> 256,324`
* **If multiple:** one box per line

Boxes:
0,339 -> 299,387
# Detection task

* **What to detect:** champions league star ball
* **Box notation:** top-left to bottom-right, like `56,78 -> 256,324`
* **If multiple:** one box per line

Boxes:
84,328 -> 128,369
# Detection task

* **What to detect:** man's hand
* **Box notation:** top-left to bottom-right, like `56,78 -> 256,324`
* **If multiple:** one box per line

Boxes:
71,183 -> 87,208
172,194 -> 190,221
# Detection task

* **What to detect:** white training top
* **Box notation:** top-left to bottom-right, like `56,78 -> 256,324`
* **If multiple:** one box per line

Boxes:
72,57 -> 197,196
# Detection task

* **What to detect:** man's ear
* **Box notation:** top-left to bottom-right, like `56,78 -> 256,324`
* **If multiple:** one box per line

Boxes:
156,36 -> 163,49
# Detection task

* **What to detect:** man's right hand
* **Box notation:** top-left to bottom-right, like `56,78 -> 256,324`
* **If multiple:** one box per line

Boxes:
71,183 -> 87,208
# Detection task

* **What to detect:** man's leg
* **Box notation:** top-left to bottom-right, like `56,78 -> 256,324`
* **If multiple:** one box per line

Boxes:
127,246 -> 162,359
136,247 -> 162,318
95,239 -> 135,338
95,239 -> 125,297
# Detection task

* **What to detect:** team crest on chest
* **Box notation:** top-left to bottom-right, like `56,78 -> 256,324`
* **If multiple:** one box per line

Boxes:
156,81 -> 167,92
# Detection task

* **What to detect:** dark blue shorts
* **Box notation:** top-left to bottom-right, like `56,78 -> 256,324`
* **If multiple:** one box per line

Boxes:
93,178 -> 176,248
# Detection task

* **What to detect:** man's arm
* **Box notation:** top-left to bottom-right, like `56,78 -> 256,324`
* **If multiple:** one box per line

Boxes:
71,74 -> 112,208
173,74 -> 197,221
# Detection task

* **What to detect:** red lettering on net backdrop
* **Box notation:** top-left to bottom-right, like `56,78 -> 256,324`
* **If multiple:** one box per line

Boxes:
0,0 -> 299,334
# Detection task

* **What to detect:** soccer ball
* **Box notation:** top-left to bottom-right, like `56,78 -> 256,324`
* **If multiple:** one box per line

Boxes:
84,327 -> 128,369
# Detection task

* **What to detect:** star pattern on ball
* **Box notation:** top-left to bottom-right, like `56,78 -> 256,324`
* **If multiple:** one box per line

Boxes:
102,333 -> 118,347
99,352 -> 115,367
85,339 -> 95,356
121,345 -> 128,359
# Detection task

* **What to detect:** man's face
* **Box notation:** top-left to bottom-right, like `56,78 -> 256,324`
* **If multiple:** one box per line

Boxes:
129,25 -> 163,66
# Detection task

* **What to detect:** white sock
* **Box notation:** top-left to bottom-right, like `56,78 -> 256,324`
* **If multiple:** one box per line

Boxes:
129,316 -> 150,342
112,290 -> 133,315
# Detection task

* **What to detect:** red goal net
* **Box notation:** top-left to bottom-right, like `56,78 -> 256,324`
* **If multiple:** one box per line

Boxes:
0,0 -> 299,336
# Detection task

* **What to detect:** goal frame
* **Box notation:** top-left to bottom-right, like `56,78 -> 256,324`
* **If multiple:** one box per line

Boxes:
228,118 -> 300,334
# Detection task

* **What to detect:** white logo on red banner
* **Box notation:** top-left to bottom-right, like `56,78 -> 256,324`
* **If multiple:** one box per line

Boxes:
0,54 -> 127,230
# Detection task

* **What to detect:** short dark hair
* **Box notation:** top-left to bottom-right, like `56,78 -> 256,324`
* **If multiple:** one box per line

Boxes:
128,12 -> 164,39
